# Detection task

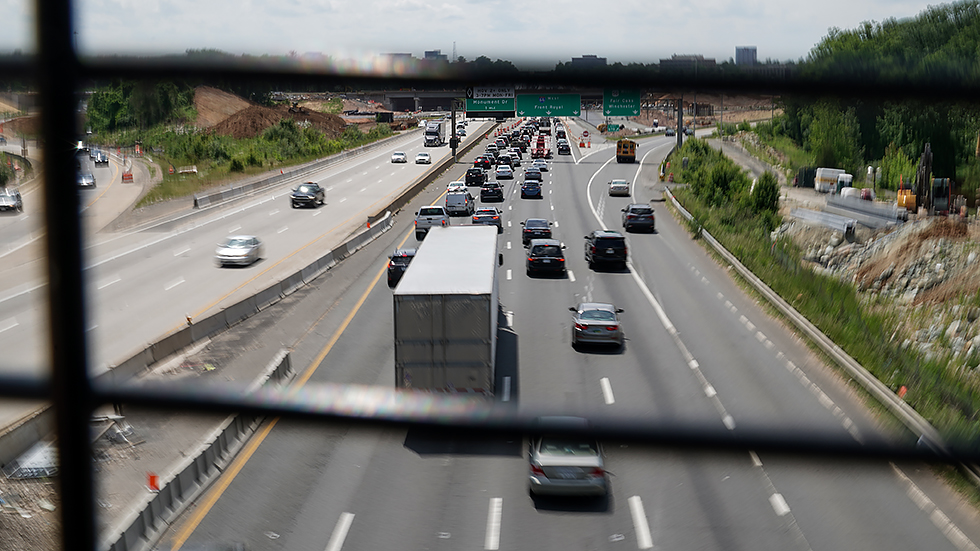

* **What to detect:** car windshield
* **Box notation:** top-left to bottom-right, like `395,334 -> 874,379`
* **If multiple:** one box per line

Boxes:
525,219 -> 548,228
296,185 -> 315,193
538,438 -> 598,457
596,237 -> 625,248
531,245 -> 562,256
419,208 -> 443,216
221,238 -> 251,248
580,310 -> 615,321
630,207 -> 653,214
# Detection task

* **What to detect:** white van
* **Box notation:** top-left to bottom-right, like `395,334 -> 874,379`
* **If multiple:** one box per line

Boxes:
445,190 -> 475,216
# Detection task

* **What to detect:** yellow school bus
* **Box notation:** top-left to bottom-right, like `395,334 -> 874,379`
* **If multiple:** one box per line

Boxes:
616,139 -> 636,163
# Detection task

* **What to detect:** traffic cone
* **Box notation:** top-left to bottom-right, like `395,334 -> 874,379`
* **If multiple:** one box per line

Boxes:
168,165 -> 174,174
147,473 -> 159,491
898,386 -> 907,399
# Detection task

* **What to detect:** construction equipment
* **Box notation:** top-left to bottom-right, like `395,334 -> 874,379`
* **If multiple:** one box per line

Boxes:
914,143 -> 933,212
897,175 -> 916,212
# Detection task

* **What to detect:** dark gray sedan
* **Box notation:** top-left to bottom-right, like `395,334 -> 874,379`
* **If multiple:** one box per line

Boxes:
569,302 -> 624,348
471,207 -> 503,233
291,182 -> 325,208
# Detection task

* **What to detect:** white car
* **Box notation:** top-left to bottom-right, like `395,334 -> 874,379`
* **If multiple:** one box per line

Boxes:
495,165 -> 514,179
447,180 -> 467,193
531,159 -> 548,172
608,179 -> 631,197
415,152 -> 431,164
214,235 -> 263,267
391,151 -> 407,163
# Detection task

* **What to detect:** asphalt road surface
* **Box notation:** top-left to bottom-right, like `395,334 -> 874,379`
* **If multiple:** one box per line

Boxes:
149,123 -> 980,551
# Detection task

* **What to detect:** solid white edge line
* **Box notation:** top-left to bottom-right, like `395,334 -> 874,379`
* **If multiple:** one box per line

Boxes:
568,270 -> 576,282
164,277 -> 185,291
485,497 -> 503,550
628,496 -> 654,549
749,451 -> 763,467
506,269 -> 512,280
324,512 -> 355,551
600,377 -> 615,405
97,276 -> 122,290
0,319 -> 19,334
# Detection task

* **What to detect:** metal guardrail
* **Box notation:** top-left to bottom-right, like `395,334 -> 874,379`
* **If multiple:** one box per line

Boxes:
663,185 -> 957,462
192,129 -> 421,208
790,208 -> 856,235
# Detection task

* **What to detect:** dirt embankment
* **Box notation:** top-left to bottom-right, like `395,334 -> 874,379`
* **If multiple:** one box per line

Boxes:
209,103 -> 347,140
193,85 -> 254,128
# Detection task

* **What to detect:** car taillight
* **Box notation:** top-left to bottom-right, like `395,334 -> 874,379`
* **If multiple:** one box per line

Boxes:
530,464 -> 546,476
606,325 -> 619,331
574,322 -> 588,330
627,214 -> 637,220
492,216 -> 499,220
590,245 -> 596,253
588,467 -> 605,477
557,257 -> 564,262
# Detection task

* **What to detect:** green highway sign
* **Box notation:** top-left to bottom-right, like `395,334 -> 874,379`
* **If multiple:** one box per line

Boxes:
465,97 -> 515,112
515,94 -> 581,117
603,89 -> 641,116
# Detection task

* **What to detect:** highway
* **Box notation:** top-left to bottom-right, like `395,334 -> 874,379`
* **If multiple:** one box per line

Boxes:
151,121 -> 980,551
0,122 -> 493,379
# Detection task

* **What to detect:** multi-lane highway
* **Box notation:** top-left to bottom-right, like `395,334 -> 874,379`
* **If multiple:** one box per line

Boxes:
0,122 -> 493,379
146,119 -> 980,551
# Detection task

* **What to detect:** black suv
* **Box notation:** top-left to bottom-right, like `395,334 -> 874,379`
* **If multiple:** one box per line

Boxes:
621,204 -> 655,232
480,181 -> 504,202
387,248 -> 417,287
584,230 -> 628,269
526,239 -> 566,276
466,167 -> 487,186
291,182 -> 326,208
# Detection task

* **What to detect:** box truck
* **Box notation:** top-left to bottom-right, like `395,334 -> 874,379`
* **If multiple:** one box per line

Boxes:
424,120 -> 446,146
393,226 -> 500,396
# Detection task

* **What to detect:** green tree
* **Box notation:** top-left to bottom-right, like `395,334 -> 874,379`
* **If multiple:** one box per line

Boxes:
753,171 -> 780,213
805,102 -> 862,173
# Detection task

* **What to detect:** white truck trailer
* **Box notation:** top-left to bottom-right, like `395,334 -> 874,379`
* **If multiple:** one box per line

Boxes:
815,167 -> 847,193
393,226 -> 499,396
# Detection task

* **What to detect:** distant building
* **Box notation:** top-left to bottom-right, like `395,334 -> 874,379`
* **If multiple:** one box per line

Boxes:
424,50 -> 448,61
659,54 -> 716,72
382,53 -> 415,62
735,47 -> 757,66
571,55 -> 607,68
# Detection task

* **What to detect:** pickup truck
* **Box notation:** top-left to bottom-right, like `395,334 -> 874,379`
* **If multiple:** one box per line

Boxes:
414,205 -> 450,240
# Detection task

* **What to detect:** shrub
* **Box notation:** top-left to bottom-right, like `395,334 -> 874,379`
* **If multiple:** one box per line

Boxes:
229,157 -> 245,172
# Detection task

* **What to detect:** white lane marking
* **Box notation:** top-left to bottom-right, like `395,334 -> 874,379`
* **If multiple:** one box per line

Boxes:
554,220 -> 559,227
769,493 -> 791,516
502,377 -> 511,402
485,498 -> 503,550
627,496 -> 654,549
755,331 -> 766,343
704,385 -> 717,398
550,204 -> 555,210
506,269 -> 512,280
362,187 -> 369,192
568,270 -> 576,282
97,276 -> 122,290
701,276 -> 708,284
724,300 -> 733,309
173,247 -> 191,257
717,292 -> 724,300
85,324 -> 98,332
600,378 -> 615,405
269,208 -> 281,216
746,321 -> 756,332
888,461 -> 979,551
324,512 -> 355,551
0,318 -> 19,334
164,277 -> 185,291
507,242 -> 511,250
723,415 -> 736,430
508,205 -> 512,210
739,315 -> 748,324
313,210 -> 322,216
507,221 -> 512,227
228,225 -> 241,233
278,226 -> 289,234
688,359 -> 699,369
764,340 -> 774,350
326,186 -> 334,191
340,197 -> 348,203
749,451 -> 763,467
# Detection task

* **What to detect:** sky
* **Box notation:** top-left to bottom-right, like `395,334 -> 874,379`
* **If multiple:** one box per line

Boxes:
0,0 -> 940,67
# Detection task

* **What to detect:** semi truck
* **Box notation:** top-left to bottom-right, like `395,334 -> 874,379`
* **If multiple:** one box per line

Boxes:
393,226 -> 500,396
424,120 -> 447,146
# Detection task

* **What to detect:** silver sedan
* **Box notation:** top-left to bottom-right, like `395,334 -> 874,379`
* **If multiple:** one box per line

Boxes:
528,416 -> 607,497
569,302 -> 624,348
214,235 -> 263,267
